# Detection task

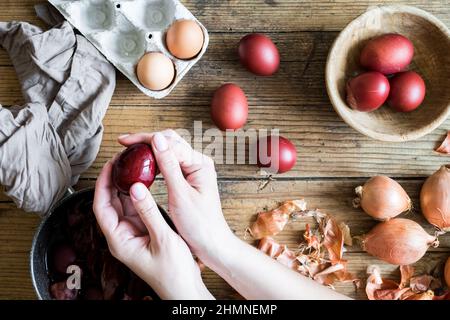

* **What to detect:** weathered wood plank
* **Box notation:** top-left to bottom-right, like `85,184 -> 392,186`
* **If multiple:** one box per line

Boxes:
0,203 -> 447,300
1,179 -> 449,299
0,0 -> 448,32
4,178 -> 449,250
0,0 -> 449,301
0,31 -> 332,66
1,61 -> 449,178
202,252 -> 450,300
91,105 -> 449,178
1,58 -> 333,106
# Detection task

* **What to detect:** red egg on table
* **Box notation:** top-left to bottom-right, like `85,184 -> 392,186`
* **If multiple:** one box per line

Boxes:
238,34 -> 280,76
211,83 -> 248,131
257,135 -> 297,174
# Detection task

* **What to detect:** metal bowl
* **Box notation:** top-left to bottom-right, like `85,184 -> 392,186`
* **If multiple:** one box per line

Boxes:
30,187 -> 93,300
30,186 -> 171,300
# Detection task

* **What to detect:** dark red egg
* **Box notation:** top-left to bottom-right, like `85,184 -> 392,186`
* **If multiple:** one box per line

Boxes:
238,33 -> 280,76
346,71 -> 390,112
211,83 -> 248,131
112,143 -> 158,195
387,71 -> 426,112
360,34 -> 414,75
257,135 -> 297,174
50,281 -> 78,300
51,243 -> 77,274
83,287 -> 104,300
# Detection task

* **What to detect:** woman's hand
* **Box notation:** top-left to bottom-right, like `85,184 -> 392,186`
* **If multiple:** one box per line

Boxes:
117,131 -> 350,300
118,130 -> 235,265
93,160 -> 214,300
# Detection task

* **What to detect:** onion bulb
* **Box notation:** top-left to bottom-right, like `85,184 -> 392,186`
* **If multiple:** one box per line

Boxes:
354,176 -> 412,221
361,218 -> 438,265
445,257 -> 450,287
420,166 -> 450,232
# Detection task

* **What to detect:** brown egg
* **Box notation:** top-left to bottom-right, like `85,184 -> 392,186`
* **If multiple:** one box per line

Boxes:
136,52 -> 175,91
166,20 -> 204,60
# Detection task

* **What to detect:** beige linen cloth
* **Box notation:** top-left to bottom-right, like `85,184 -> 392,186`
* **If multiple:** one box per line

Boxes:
0,4 -> 116,214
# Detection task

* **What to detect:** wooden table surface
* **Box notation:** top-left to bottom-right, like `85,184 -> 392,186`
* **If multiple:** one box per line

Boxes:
1,0 -> 449,300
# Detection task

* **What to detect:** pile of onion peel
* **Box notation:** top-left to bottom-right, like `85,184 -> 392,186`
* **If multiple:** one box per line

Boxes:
256,208 -> 359,289
366,264 -> 450,300
435,132 -> 450,155
247,200 -> 307,239
420,165 -> 450,232
353,176 -> 412,221
359,218 -> 439,265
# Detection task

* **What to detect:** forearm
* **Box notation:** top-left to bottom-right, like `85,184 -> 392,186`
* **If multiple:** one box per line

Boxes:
154,280 -> 215,300
204,235 -> 350,300
128,262 -> 215,300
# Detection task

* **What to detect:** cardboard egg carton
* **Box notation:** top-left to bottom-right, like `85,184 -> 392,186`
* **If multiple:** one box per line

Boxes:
48,0 -> 209,99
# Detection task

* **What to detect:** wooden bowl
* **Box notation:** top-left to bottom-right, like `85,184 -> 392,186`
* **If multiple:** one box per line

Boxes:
326,5 -> 450,142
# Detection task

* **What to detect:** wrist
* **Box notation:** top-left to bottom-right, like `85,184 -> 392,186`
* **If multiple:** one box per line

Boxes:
148,274 -> 214,300
200,232 -> 243,273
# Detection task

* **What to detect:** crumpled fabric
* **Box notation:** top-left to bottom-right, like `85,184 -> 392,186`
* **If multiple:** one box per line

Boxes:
0,4 -> 116,214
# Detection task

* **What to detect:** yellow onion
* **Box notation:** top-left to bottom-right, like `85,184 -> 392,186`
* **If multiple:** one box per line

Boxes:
420,166 -> 450,232
354,176 -> 411,221
361,218 -> 438,265
445,257 -> 450,287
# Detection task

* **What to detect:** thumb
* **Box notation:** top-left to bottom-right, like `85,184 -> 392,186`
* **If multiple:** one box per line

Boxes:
129,182 -> 169,242
152,132 -> 190,197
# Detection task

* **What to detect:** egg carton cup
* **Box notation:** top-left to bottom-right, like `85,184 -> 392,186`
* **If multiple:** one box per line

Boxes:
48,0 -> 209,99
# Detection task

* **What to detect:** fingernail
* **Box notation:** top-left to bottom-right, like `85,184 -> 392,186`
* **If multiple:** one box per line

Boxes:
153,132 -> 168,152
130,183 -> 148,201
118,134 -> 130,139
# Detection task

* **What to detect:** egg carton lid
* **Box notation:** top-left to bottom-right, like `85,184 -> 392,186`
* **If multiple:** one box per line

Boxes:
48,0 -> 209,99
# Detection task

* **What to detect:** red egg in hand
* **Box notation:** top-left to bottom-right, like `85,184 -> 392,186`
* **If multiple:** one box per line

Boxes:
238,34 -> 280,76
112,143 -> 158,195
211,83 -> 248,131
387,71 -> 426,112
257,135 -> 297,174
346,72 -> 390,112
360,34 -> 414,75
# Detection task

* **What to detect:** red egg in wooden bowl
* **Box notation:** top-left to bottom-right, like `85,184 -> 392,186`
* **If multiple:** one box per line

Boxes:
326,5 -> 450,142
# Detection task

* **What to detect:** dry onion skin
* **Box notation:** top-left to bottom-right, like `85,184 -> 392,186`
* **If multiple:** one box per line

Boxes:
354,176 -> 411,221
420,165 -> 450,232
248,200 -> 307,239
365,265 -> 443,300
256,210 -> 359,288
365,265 -> 410,300
445,257 -> 450,287
435,132 -> 450,155
361,218 -> 438,265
